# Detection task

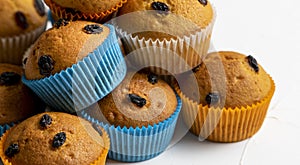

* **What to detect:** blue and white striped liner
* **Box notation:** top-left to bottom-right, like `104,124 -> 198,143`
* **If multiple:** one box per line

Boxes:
22,24 -> 127,113
81,94 -> 182,162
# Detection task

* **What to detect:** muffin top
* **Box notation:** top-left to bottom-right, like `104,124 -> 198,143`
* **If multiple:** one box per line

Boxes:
0,64 -> 43,125
2,112 -> 107,165
47,0 -> 124,14
116,0 -> 214,40
179,51 -> 272,108
0,0 -> 47,37
24,20 -> 110,80
87,72 -> 178,128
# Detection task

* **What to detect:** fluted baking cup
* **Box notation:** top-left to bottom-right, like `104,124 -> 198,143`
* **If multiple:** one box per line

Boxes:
175,76 -> 275,142
115,6 -> 216,75
0,123 -> 14,137
22,24 -> 127,113
0,23 -> 47,65
45,0 -> 127,23
81,94 -> 182,162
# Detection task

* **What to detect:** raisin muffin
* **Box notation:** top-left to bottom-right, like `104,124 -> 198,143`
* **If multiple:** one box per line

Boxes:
115,0 -> 216,74
0,112 -> 110,165
45,0 -> 127,23
175,51 -> 275,142
0,63 -> 44,136
0,0 -> 47,65
22,20 -> 126,113
82,72 -> 181,162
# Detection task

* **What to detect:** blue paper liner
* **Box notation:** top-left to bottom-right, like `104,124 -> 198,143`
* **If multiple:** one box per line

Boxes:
0,123 -> 14,137
22,24 -> 127,113
81,94 -> 182,162
47,10 -> 55,26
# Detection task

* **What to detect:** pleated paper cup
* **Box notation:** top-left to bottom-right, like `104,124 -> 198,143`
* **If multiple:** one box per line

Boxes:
0,126 -> 110,165
175,76 -> 275,143
81,94 -> 182,162
45,0 -> 127,23
0,123 -> 14,137
0,23 -> 47,65
115,7 -> 216,75
22,24 -> 127,113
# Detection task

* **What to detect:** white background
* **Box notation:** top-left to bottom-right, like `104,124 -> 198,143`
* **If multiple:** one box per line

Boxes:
107,0 -> 300,164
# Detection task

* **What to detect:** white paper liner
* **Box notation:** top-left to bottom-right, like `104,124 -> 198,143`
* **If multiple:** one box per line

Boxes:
115,6 -> 216,75
0,23 -> 47,65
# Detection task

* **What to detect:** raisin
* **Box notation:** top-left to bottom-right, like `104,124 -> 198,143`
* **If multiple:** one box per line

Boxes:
192,64 -> 201,73
128,94 -> 146,107
5,144 -> 19,158
0,72 -> 21,86
205,92 -> 219,105
39,114 -> 52,128
38,55 -> 55,76
147,73 -> 158,84
247,55 -> 259,72
34,0 -> 46,16
198,0 -> 208,6
151,2 -> 170,14
15,11 -> 29,29
83,24 -> 103,34
23,57 -> 28,65
52,132 -> 66,148
53,19 -> 69,29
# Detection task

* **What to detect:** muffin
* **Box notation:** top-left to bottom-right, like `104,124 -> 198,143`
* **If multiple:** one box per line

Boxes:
22,20 -> 127,113
175,51 -> 275,142
115,0 -> 216,75
45,0 -> 127,23
82,72 -> 182,162
0,0 -> 47,65
0,63 -> 44,136
0,112 -> 110,165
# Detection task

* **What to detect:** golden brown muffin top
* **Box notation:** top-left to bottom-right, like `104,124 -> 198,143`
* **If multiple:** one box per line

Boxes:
0,64 -> 42,125
2,112 -> 105,165
87,72 -> 178,128
49,0 -> 123,14
116,0 -> 214,40
179,51 -> 272,108
0,0 -> 47,37
24,20 -> 110,80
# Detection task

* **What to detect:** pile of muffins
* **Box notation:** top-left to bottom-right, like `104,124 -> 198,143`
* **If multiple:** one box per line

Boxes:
0,0 -> 275,164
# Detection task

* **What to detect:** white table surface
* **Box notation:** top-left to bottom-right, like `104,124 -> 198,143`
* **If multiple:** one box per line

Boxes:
107,0 -> 300,164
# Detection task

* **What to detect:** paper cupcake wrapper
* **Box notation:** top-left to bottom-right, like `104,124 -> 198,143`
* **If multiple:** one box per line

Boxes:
22,24 -> 127,113
0,126 -> 110,165
47,10 -> 55,26
81,94 -> 182,162
0,123 -> 14,137
0,23 -> 47,65
45,0 -> 127,23
175,76 -> 275,143
115,6 -> 216,75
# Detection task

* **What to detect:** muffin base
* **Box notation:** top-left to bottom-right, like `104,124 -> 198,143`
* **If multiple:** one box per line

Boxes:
22,24 -> 127,113
81,94 -> 182,162
115,5 -> 216,75
45,0 -> 127,23
175,76 -> 275,142
0,23 -> 47,65
0,126 -> 110,165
